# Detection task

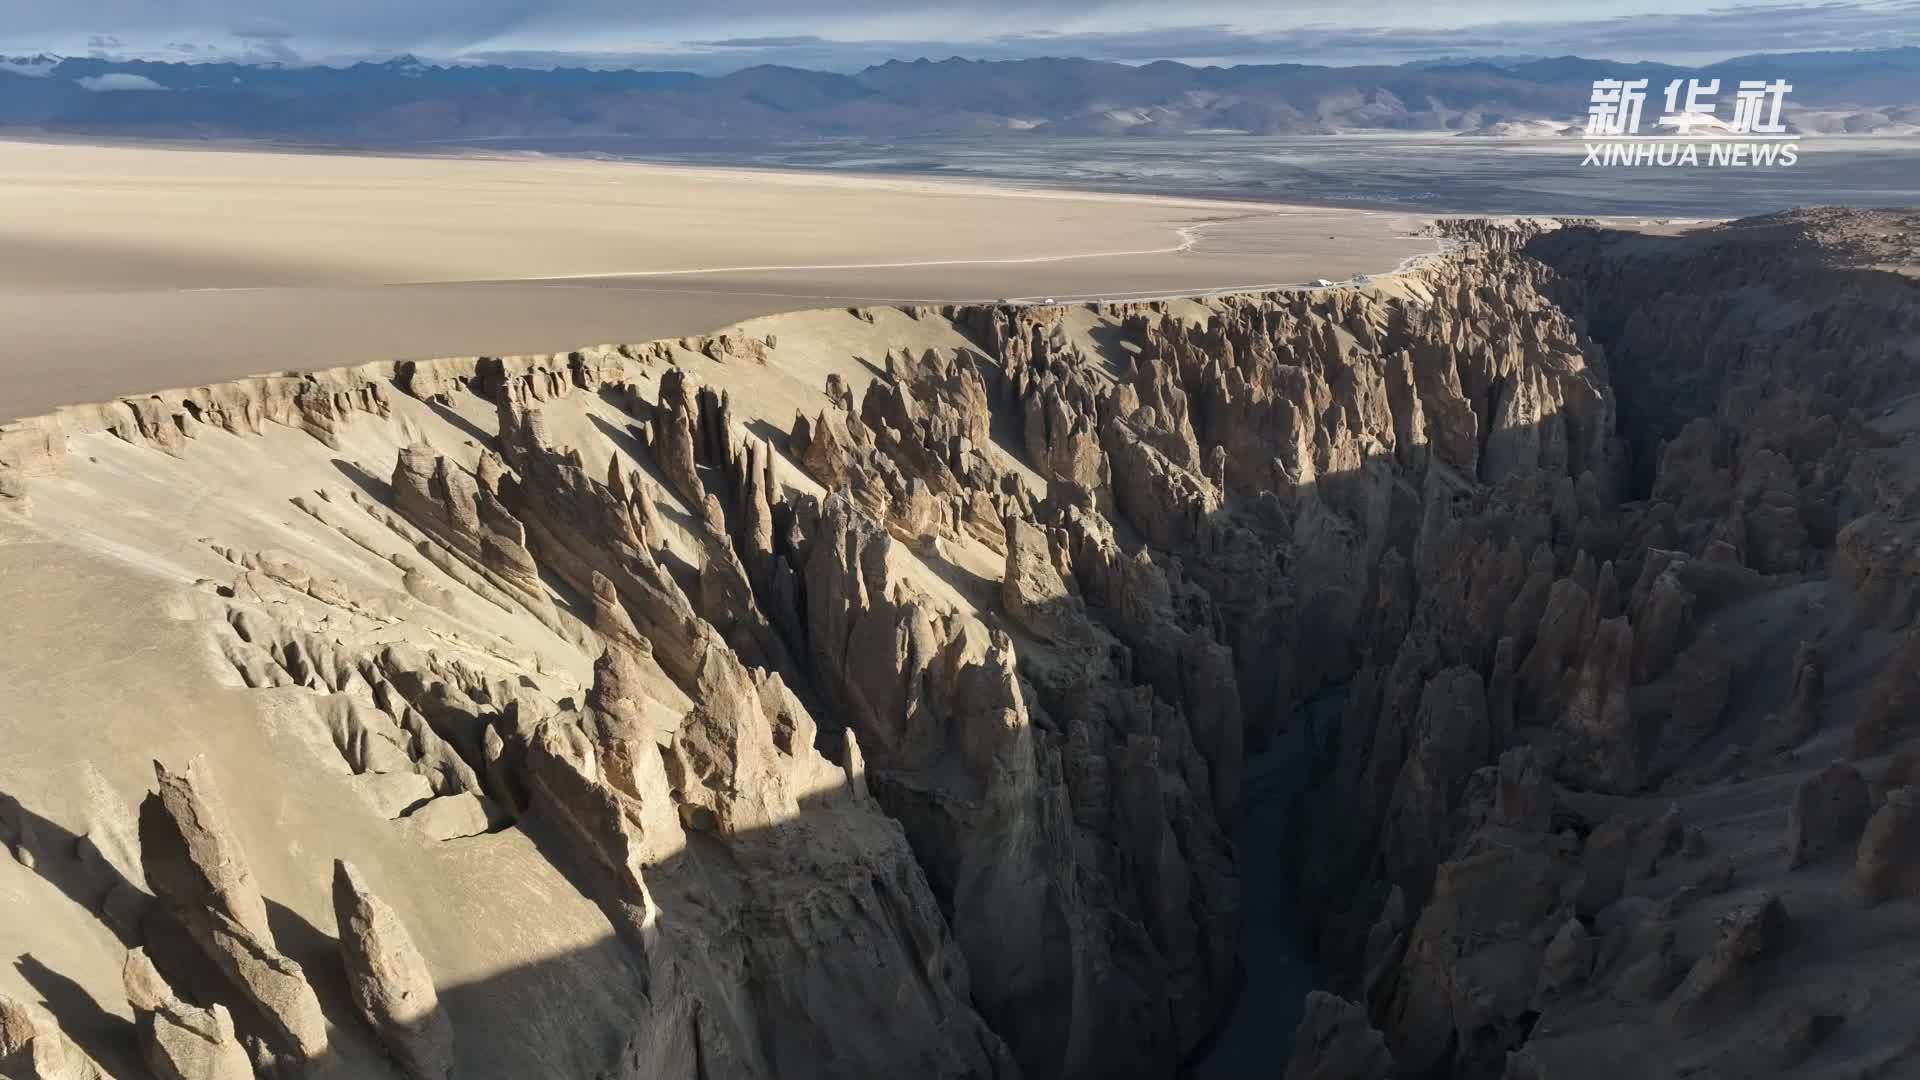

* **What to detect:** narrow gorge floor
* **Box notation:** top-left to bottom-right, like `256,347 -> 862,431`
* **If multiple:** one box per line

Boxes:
4,208 -> 1920,1080
1195,690 -> 1341,1077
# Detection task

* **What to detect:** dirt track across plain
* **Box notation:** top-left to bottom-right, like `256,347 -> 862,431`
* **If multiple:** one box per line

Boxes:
0,139 -> 1431,419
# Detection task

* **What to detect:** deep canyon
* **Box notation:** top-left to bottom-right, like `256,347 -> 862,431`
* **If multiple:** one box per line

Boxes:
3,208 -> 1920,1080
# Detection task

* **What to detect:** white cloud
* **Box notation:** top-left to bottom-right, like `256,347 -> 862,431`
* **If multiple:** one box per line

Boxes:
0,58 -> 57,77
460,3 -> 1920,72
76,72 -> 169,91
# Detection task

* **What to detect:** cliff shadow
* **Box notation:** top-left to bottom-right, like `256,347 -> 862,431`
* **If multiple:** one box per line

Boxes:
425,398 -> 499,451
1,769 -> 999,1080
0,790 -> 412,1076
329,457 -> 395,504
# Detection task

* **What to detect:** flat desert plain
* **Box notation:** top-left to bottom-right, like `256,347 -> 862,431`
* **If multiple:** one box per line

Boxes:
0,139 -> 1432,420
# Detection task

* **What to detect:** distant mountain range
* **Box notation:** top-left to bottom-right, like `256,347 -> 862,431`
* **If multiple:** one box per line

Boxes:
3,47 -> 1918,142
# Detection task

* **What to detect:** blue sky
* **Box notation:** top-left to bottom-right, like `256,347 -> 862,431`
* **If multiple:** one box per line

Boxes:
8,0 -> 1920,71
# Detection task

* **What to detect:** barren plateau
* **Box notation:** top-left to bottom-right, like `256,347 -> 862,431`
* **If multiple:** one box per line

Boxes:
0,140 -> 1431,422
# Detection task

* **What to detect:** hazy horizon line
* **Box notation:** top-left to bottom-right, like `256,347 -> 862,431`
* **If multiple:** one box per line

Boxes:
6,42 -> 1916,78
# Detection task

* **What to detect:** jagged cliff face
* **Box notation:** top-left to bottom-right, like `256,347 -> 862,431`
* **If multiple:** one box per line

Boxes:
1288,213 -> 1920,1080
3,210 -> 1918,1080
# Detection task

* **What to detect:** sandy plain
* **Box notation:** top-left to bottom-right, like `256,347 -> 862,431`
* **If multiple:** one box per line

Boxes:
0,139 -> 1433,420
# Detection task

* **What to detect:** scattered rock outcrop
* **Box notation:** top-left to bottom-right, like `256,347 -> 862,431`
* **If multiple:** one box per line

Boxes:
1282,992 -> 1394,1080
124,948 -> 255,1080
1857,787 -> 1920,904
333,860 -> 455,1080
1786,762 -> 1871,868
1663,893 -> 1793,1032
0,994 -> 109,1080
390,445 -> 549,610
138,760 -> 330,1061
